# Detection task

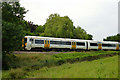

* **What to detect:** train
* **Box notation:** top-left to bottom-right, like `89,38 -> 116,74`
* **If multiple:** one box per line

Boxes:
22,36 -> 120,51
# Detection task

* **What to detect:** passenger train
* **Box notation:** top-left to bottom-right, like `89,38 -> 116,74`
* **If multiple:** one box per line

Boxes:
22,36 -> 120,51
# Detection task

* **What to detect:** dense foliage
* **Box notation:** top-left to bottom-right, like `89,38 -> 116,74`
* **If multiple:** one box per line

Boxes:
43,13 -> 93,39
2,21 -> 24,51
2,2 -> 27,52
2,2 -> 27,70
103,34 -> 120,42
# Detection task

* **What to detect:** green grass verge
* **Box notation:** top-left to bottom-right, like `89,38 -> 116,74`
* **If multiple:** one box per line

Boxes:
25,55 -> 118,78
2,51 -> 120,78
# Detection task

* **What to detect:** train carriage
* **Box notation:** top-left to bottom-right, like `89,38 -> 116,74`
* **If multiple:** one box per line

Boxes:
22,36 -> 120,51
87,41 -> 99,50
101,41 -> 119,50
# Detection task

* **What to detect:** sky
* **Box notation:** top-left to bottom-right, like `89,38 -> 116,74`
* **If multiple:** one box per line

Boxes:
20,0 -> 120,41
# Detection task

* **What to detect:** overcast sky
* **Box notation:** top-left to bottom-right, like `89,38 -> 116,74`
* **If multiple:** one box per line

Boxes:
20,0 -> 120,41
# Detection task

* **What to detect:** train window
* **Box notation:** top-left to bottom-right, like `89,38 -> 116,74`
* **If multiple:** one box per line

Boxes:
90,43 -> 98,46
48,40 -> 49,44
66,42 -> 71,45
102,44 -> 108,47
50,41 -> 57,44
45,40 -> 50,44
30,38 -> 33,41
61,41 -> 71,45
45,40 -> 47,44
111,44 -> 116,47
72,42 -> 76,45
102,44 -> 116,47
50,41 -> 71,45
56,41 -> 61,44
50,41 -> 60,44
61,41 -> 65,45
30,38 -> 33,44
35,40 -> 44,44
77,42 -> 85,46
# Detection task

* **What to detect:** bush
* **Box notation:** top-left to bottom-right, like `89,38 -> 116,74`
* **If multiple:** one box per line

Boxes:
2,53 -> 20,70
9,68 -> 27,79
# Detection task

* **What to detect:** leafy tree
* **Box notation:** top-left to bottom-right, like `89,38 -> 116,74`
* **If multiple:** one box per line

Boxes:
2,2 -> 27,24
44,13 -> 74,38
103,34 -> 120,42
73,26 -> 92,40
87,34 -> 93,40
43,13 -> 93,39
28,21 -> 37,32
2,2 -> 27,52
34,25 -> 44,36
2,2 -> 27,70
2,21 -> 24,52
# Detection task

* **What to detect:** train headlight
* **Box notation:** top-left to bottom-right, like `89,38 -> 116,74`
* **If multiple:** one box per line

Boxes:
25,43 -> 27,46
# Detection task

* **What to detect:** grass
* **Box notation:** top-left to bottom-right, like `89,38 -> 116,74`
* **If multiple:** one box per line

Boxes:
2,51 -> 120,78
25,55 -> 118,78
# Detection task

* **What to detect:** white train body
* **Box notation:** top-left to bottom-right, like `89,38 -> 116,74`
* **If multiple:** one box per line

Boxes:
22,36 -> 120,51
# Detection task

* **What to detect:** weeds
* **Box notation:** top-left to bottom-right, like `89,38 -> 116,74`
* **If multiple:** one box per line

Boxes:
9,68 -> 27,79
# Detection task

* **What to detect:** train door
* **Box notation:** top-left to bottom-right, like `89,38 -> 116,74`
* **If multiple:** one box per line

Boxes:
98,42 -> 102,50
86,42 -> 88,50
116,44 -> 119,50
72,42 -> 76,49
22,37 -> 27,50
44,40 -> 50,48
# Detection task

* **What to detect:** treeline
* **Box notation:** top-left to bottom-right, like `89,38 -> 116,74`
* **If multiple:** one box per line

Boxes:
26,14 -> 93,40
2,2 -> 93,52
33,14 -> 93,40
103,34 -> 120,42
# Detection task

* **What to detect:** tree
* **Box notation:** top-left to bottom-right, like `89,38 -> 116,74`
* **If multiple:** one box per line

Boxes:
2,2 -> 27,70
73,26 -> 92,40
2,21 -> 24,52
87,34 -> 93,40
103,34 -> 120,42
2,2 -> 27,24
34,25 -> 44,36
43,13 -> 93,40
2,2 -> 27,52
2,2 -> 28,51
44,13 -> 74,38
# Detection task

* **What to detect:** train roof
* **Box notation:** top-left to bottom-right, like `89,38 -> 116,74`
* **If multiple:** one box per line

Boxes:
25,36 -> 119,43
25,36 -> 94,41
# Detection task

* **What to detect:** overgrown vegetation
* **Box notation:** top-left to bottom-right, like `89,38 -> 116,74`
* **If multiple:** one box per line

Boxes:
2,51 -> 120,78
42,14 -> 92,39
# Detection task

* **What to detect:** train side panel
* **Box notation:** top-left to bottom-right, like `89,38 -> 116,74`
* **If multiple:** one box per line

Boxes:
88,41 -> 98,50
23,36 -> 120,51
101,42 -> 117,50
76,41 -> 86,50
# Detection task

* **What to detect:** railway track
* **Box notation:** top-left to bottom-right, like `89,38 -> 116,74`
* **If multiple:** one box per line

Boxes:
13,51 -> 78,54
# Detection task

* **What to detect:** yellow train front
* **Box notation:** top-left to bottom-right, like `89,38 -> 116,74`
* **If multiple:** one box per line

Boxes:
22,36 -> 120,51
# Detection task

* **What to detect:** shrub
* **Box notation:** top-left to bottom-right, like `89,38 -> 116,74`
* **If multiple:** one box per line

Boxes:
9,68 -> 27,79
